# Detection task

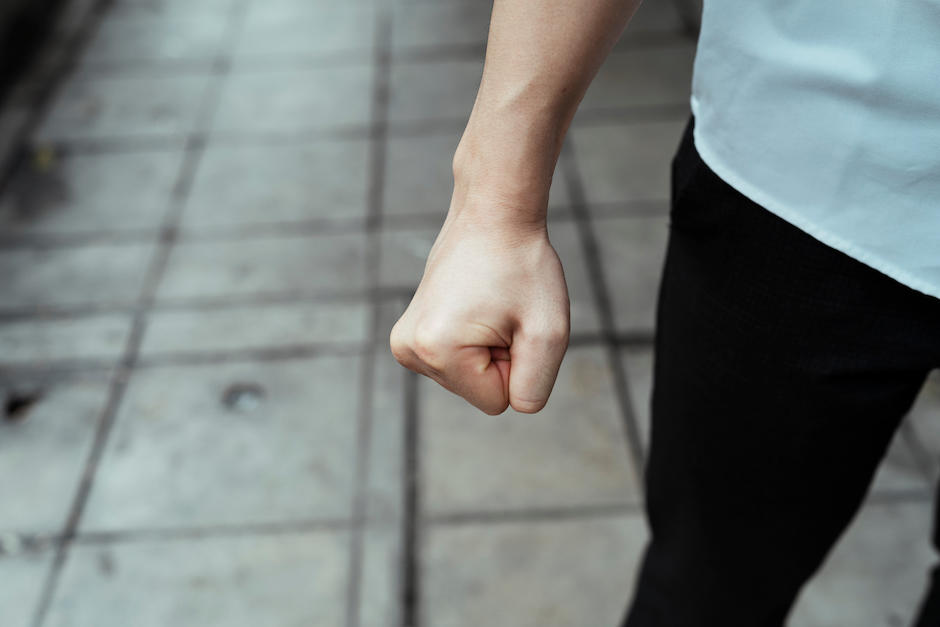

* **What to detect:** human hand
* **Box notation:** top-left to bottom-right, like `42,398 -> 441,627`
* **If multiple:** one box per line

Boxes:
389,205 -> 570,415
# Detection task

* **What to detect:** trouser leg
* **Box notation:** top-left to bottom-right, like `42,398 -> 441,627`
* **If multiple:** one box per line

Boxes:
623,120 -> 940,626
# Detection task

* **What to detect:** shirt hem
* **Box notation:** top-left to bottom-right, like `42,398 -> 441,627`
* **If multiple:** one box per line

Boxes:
690,121 -> 940,302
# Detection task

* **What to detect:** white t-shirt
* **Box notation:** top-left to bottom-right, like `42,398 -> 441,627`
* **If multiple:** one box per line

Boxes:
690,0 -> 940,299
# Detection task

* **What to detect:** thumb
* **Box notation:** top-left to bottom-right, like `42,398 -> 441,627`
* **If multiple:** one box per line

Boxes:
507,328 -> 568,413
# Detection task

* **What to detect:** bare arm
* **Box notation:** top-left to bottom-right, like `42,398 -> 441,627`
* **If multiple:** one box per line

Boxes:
391,0 -> 643,414
455,0 -> 642,224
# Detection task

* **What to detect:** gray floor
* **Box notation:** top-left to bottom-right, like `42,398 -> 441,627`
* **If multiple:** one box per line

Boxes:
1,0 -> 939,626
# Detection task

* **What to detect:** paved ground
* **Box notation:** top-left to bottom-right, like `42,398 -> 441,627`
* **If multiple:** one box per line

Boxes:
1,0 -> 940,625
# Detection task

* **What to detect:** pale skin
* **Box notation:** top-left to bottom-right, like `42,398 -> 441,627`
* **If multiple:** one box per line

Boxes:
390,0 -> 644,414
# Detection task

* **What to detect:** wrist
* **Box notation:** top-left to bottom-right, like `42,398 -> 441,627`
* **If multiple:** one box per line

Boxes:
451,106 -> 569,230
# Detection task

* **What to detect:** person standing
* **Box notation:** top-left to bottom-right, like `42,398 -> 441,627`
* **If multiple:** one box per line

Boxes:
390,1 -> 940,623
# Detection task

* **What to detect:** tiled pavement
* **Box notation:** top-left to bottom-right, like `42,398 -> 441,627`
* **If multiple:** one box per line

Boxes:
0,1 -> 939,626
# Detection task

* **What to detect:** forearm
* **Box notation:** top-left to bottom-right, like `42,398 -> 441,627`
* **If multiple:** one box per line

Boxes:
452,0 -> 642,225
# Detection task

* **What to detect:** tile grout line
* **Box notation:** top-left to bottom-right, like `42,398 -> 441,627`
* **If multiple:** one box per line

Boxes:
10,104 -> 690,158
0,286 -> 420,322
0,330 -> 655,382
346,7 -> 393,627
559,142 -> 647,483
899,419 -> 938,485
0,198 -> 668,250
401,369 -> 421,627
27,2 -> 249,624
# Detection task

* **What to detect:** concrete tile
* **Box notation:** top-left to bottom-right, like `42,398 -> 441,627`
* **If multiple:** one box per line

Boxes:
593,215 -> 669,333
579,45 -> 694,114
0,243 -> 154,312
80,14 -> 228,65
0,377 -> 109,533
384,131 -> 569,218
140,302 -> 369,357
82,355 -> 362,530
0,550 -> 53,627
183,139 -> 369,229
236,4 -> 375,61
156,233 -> 368,302
424,514 -> 647,627
388,59 -> 482,126
36,73 -> 210,142
368,313 -> 407,522
359,522 -> 403,627
906,370 -> 940,481
212,66 -> 373,135
422,346 -> 639,514
45,532 -> 349,627
570,119 -> 686,206
378,227 -> 434,288
391,4 -> 491,52
790,500 -> 934,627
621,346 -> 653,451
0,149 -> 180,235
0,315 -> 131,367
548,221 -> 601,335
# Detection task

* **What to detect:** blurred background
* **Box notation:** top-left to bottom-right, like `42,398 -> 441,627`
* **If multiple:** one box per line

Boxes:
1,0 -> 939,625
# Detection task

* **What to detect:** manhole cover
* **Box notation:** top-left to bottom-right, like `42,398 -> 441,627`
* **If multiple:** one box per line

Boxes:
221,383 -> 265,413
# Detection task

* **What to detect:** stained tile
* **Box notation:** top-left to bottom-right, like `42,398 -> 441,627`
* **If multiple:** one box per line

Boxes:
157,233 -> 367,302
424,514 -> 647,627
0,243 -> 153,312
0,377 -> 109,533
82,355 -> 362,530
45,532 -> 349,627
0,315 -> 131,367
36,74 -> 209,142
422,346 -> 639,514
0,149 -> 180,235
183,139 -> 369,229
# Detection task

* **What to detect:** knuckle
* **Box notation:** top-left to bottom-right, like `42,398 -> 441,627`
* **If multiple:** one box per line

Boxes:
411,321 -> 448,368
389,322 -> 416,368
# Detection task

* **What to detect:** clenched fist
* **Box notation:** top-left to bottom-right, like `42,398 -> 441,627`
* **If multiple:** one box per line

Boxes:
389,206 -> 570,415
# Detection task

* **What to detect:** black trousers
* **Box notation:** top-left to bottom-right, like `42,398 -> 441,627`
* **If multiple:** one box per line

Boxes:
622,118 -> 940,626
